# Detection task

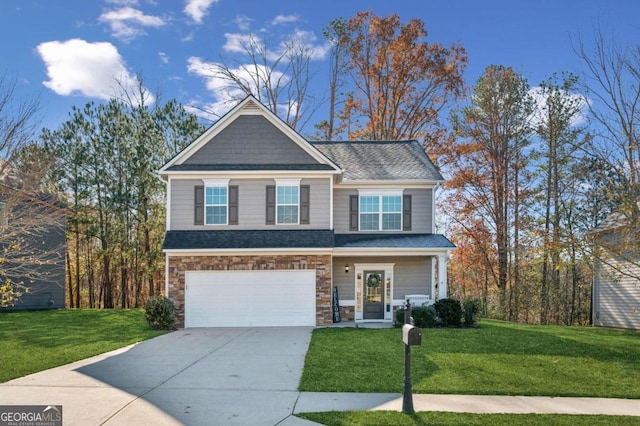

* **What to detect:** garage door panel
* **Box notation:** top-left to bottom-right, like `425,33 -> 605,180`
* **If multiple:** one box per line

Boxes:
185,270 -> 316,327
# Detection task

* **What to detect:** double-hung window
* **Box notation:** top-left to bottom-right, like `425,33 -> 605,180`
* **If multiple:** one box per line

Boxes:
359,191 -> 402,231
203,179 -> 229,225
275,179 -> 300,224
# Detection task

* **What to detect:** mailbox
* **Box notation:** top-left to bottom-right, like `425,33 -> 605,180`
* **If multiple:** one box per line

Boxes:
402,324 -> 422,346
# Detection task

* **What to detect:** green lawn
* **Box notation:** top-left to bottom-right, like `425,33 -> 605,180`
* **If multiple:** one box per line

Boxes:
300,319 -> 640,398
299,412 -> 640,425
0,309 -> 165,383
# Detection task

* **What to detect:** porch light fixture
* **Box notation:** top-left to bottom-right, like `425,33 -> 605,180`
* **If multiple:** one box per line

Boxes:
173,267 -> 179,276
345,264 -> 349,274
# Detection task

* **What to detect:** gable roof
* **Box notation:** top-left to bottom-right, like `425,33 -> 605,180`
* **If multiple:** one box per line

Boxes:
159,96 -> 340,176
311,141 -> 444,182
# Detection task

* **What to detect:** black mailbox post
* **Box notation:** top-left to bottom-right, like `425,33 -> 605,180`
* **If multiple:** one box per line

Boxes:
402,299 -> 422,414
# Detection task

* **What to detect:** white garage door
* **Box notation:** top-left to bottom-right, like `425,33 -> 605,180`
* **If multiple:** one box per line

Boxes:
185,270 -> 316,327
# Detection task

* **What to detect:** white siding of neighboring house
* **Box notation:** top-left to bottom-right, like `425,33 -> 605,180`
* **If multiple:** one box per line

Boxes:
333,187 -> 433,233
594,255 -> 640,330
169,177 -> 331,230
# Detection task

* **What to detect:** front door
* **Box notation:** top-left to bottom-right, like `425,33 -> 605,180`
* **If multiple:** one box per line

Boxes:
363,271 -> 385,320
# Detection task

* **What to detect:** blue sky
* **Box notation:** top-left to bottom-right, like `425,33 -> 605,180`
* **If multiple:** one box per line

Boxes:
2,0 -> 639,134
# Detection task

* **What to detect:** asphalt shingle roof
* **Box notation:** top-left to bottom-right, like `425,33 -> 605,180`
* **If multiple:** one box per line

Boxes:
311,141 -> 443,181
163,229 -> 335,250
163,230 -> 455,250
334,233 -> 455,249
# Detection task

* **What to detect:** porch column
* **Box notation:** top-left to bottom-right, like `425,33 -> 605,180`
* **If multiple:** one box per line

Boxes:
438,254 -> 448,299
431,257 -> 437,300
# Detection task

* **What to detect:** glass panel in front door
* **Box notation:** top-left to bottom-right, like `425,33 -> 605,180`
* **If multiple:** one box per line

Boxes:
363,271 -> 384,319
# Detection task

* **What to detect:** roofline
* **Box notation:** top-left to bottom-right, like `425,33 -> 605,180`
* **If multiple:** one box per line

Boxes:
333,248 -> 453,256
164,247 -> 452,256
164,248 -> 333,256
160,170 -> 341,180
159,95 -> 341,174
159,170 -> 340,181
335,180 -> 444,187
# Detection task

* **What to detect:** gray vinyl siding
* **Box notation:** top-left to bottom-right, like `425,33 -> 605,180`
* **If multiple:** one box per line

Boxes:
184,115 -> 319,165
593,255 -> 640,330
333,256 -> 432,301
333,187 -> 433,233
170,178 -> 331,230
1,216 -> 66,311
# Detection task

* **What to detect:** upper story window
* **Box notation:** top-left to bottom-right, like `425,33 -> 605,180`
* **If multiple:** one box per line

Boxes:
360,195 -> 402,231
203,179 -> 229,225
266,180 -> 310,226
275,179 -> 300,225
357,191 -> 403,231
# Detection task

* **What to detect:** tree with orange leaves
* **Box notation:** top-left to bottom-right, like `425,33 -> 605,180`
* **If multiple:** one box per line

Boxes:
332,10 -> 467,155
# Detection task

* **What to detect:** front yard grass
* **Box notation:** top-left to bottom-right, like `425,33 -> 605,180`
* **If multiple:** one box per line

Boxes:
299,412 -> 640,425
0,309 -> 165,383
299,319 -> 640,398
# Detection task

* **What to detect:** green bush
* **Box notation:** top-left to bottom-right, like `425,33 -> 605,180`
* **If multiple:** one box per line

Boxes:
434,298 -> 463,327
144,296 -> 176,330
412,306 -> 438,328
463,298 -> 482,326
396,305 -> 438,328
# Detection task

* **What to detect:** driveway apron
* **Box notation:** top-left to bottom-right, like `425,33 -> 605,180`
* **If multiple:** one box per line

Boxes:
0,327 -> 314,425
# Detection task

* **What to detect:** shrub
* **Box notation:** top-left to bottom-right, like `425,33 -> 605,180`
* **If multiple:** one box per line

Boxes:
412,306 -> 438,328
434,298 -> 463,327
396,305 -> 438,328
395,307 -> 406,325
463,298 -> 482,326
144,296 -> 176,330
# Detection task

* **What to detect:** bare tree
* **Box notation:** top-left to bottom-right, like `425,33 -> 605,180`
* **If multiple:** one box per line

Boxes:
201,32 -> 322,132
0,75 -> 67,307
575,29 -> 640,276
576,29 -> 640,223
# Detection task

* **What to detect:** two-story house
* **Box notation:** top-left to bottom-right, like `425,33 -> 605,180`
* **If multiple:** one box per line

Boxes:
159,96 -> 454,328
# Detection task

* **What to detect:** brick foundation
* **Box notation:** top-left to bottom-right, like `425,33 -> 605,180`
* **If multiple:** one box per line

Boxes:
167,254 -> 332,328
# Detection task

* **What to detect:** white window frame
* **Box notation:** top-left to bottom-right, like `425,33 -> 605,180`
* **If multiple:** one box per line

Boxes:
358,189 -> 403,231
275,179 -> 301,225
203,178 -> 229,226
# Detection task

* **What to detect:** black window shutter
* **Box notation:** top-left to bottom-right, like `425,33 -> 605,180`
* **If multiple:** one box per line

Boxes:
229,185 -> 239,225
194,185 -> 204,225
349,194 -> 358,231
300,185 -> 310,224
266,185 -> 276,225
403,194 -> 412,231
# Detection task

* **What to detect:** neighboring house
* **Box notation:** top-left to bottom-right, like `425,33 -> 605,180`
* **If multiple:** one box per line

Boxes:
592,210 -> 640,329
0,172 -> 66,311
159,96 -> 455,328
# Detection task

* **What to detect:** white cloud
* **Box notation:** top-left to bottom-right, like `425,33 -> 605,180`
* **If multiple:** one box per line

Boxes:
234,14 -> 253,31
36,38 -> 154,104
184,0 -> 217,24
271,14 -> 299,26
222,31 -> 330,62
528,86 -> 591,128
158,51 -> 169,64
288,29 -> 331,61
187,56 -> 289,118
98,6 -> 166,41
222,32 -> 260,54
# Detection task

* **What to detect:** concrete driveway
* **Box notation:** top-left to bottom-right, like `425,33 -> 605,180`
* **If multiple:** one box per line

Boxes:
0,327 -> 315,425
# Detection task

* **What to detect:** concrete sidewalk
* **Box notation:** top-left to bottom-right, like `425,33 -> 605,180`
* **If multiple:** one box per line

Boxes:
292,392 -> 640,417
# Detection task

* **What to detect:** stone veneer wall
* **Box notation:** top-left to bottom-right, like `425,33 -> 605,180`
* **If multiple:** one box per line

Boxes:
168,254 -> 332,328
